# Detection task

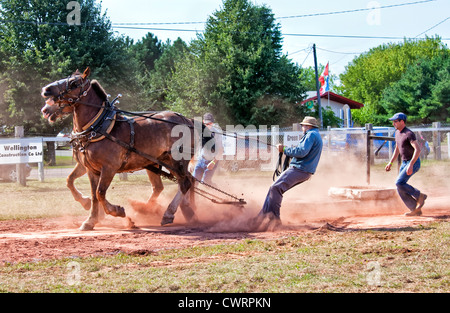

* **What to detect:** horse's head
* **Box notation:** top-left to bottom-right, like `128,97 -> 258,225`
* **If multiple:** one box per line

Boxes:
41,67 -> 91,122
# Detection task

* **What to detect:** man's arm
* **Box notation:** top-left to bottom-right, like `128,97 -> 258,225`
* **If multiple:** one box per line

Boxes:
283,133 -> 314,159
406,140 -> 421,175
385,145 -> 399,172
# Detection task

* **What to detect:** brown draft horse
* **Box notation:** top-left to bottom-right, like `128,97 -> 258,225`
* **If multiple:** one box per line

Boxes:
66,154 -> 164,217
41,67 -> 198,230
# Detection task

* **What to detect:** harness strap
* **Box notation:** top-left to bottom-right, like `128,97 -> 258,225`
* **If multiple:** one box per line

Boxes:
119,117 -> 135,170
100,131 -> 180,177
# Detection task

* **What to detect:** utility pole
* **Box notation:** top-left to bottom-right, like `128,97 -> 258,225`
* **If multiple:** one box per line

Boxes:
313,44 -> 323,129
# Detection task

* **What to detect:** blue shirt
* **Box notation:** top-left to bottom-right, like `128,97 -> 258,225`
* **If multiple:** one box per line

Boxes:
284,128 -> 323,174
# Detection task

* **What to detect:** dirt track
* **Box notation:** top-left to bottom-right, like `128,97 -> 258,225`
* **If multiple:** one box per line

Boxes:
1,195 -> 448,264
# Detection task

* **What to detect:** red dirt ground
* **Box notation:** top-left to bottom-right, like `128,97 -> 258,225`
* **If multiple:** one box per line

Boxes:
1,195 -> 449,264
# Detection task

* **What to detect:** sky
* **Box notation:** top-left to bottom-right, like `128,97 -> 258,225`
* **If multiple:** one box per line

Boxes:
99,0 -> 450,80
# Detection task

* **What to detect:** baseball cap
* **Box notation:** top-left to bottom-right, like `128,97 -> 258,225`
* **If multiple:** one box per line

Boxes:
388,112 -> 407,121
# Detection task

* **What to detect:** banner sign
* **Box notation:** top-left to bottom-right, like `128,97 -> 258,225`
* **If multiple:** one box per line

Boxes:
283,131 -> 302,148
0,138 -> 44,164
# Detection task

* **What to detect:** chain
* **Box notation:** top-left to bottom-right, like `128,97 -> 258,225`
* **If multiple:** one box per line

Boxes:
192,176 -> 245,204
157,169 -> 245,205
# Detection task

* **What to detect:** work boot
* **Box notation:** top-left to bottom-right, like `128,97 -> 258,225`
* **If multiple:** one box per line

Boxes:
405,208 -> 422,216
416,193 -> 427,210
247,214 -> 265,231
248,212 -> 282,232
266,217 -> 283,231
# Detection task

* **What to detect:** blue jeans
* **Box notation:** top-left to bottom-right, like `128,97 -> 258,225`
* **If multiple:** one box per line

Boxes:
395,159 -> 421,211
259,167 -> 312,219
193,157 -> 219,185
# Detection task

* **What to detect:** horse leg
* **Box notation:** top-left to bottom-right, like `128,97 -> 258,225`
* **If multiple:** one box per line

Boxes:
160,182 -> 197,226
145,169 -> 164,207
80,171 -> 101,231
179,186 -> 197,224
67,162 -> 91,210
160,188 -> 183,226
97,168 -> 126,218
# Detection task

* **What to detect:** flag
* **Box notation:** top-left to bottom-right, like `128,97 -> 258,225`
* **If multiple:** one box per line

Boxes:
319,62 -> 329,96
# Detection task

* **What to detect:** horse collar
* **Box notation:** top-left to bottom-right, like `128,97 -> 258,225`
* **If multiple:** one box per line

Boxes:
71,101 -> 117,151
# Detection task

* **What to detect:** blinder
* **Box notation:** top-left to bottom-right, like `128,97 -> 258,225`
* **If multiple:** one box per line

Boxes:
47,75 -> 91,107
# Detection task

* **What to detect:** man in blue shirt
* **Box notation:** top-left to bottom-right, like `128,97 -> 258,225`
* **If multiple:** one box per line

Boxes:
250,116 -> 323,231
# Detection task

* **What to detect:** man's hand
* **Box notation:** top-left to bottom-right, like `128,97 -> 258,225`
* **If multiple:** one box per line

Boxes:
277,144 -> 285,153
406,163 -> 413,176
385,162 -> 392,172
207,160 -> 216,170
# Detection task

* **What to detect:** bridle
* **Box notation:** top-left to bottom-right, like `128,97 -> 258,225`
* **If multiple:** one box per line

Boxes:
49,75 -> 92,109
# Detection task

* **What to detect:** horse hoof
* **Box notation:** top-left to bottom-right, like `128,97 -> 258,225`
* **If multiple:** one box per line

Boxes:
117,206 -> 126,217
80,222 -> 95,231
106,205 -> 126,218
160,216 -> 174,226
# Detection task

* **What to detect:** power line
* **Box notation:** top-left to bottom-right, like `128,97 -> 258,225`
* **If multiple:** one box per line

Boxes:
0,0 -> 446,41
106,0 -> 436,26
287,46 -> 311,56
112,21 -> 204,26
114,26 -> 449,41
2,19 -> 446,40
277,0 -> 436,20
112,26 -> 201,33
113,26 -> 450,40
415,16 -> 450,37
317,47 -> 363,55
282,33 -> 450,40
299,46 -> 313,67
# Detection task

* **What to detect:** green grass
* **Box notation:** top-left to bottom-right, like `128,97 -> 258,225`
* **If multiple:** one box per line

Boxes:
52,155 -> 77,167
0,222 -> 448,292
0,159 -> 449,293
0,174 -> 170,220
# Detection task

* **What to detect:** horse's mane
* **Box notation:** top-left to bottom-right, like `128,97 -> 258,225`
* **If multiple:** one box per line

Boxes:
71,70 -> 108,101
90,80 -> 108,101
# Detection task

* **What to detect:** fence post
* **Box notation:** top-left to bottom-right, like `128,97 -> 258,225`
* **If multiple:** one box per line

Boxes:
15,126 -> 26,186
388,129 -> 394,160
365,123 -> 373,185
448,132 -> 450,159
38,162 -> 45,182
432,122 -> 441,160
271,126 -> 279,170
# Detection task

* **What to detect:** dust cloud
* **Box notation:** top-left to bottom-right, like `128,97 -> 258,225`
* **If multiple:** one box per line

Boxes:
125,150 -> 411,232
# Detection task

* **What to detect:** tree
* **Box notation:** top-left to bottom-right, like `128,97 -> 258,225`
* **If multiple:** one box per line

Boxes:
146,38 -> 189,110
165,0 -> 306,126
165,50 -> 210,117
380,51 -> 450,123
130,33 -> 162,73
339,37 -> 446,125
0,0 -> 134,135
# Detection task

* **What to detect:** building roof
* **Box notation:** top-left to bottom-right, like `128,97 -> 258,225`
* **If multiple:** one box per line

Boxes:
301,91 -> 364,109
